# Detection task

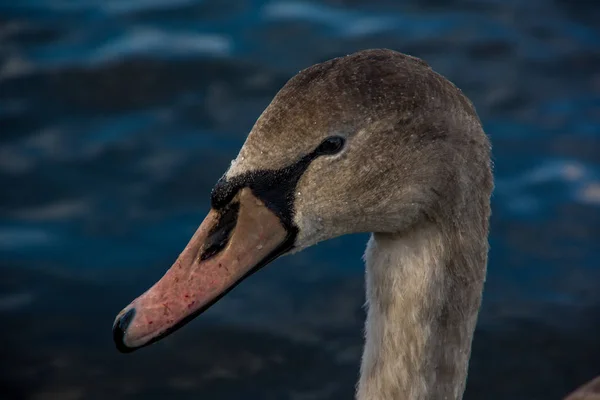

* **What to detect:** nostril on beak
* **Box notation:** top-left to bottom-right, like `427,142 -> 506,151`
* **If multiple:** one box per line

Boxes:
113,308 -> 136,353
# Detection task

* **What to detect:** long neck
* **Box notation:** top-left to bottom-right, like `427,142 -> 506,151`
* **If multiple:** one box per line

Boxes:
356,224 -> 486,400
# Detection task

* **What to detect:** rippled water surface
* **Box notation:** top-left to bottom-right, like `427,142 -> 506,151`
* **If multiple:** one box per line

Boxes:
1,0 -> 599,399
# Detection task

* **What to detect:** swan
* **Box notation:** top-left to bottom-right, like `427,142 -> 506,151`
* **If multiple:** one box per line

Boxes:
113,48 -> 494,399
565,377 -> 600,400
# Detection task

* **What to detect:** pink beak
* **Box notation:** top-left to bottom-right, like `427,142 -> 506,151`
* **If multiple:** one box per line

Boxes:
113,188 -> 289,352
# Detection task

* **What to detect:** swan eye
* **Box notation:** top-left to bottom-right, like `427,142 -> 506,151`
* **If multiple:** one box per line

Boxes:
316,136 -> 345,155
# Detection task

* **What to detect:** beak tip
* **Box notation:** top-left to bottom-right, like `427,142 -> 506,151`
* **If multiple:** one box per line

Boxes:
113,307 -> 137,354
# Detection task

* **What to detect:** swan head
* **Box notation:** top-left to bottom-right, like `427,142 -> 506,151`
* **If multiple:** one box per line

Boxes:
113,49 -> 492,352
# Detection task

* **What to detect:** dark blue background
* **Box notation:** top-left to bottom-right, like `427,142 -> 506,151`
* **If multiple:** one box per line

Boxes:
1,0 -> 599,399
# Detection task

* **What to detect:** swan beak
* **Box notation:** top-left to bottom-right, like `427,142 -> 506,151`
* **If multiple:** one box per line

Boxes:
112,188 -> 289,352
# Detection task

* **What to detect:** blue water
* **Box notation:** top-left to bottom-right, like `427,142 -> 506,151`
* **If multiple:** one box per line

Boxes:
1,1 -> 599,399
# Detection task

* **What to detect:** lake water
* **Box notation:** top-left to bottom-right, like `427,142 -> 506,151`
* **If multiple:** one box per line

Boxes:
1,0 -> 599,399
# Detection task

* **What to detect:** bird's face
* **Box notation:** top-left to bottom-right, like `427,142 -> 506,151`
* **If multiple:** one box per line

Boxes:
112,50 -> 485,352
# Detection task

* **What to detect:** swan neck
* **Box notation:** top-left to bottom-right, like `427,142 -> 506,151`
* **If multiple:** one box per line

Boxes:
357,225 -> 484,400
